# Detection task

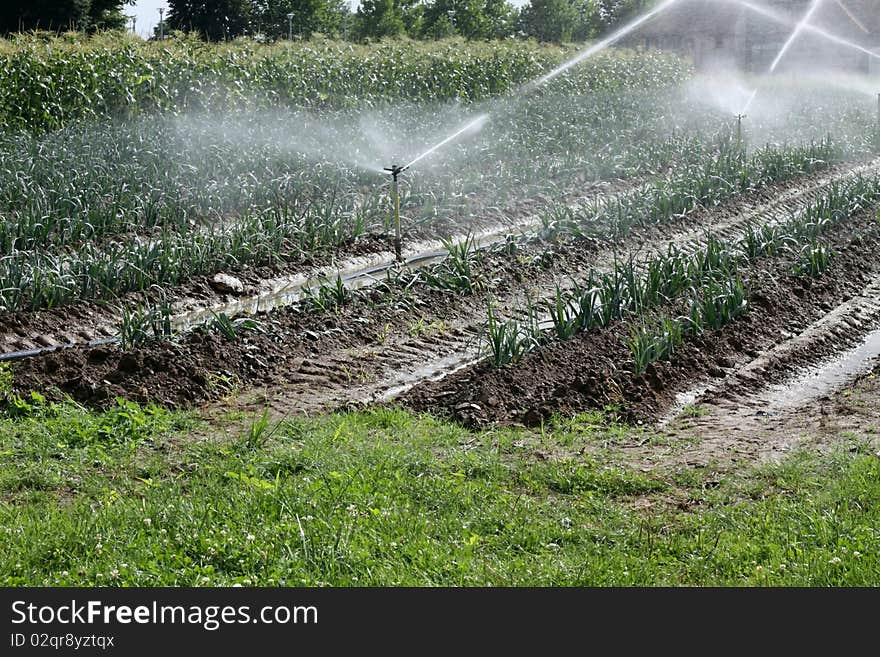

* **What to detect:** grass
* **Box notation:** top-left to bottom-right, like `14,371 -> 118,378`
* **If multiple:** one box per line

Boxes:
1,393 -> 878,586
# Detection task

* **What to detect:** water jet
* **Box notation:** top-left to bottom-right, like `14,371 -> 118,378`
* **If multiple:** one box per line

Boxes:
730,0 -> 880,61
741,0 -> 825,114
876,92 -> 880,151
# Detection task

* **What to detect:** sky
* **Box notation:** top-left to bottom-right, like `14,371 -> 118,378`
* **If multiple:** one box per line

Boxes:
129,0 -> 531,38
130,0 -> 168,38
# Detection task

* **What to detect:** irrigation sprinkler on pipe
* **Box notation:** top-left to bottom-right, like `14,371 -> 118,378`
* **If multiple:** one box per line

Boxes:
383,164 -> 409,262
379,114 -> 488,262
735,113 -> 747,154
876,92 -> 880,152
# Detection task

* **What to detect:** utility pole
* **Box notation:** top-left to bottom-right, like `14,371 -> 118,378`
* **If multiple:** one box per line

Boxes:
158,7 -> 164,40
448,0 -> 456,33
130,15 -> 136,35
287,13 -> 294,41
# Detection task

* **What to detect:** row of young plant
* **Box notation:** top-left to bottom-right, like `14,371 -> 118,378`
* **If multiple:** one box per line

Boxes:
538,137 -> 842,241
114,225 -> 509,351
5,72 -> 876,264
0,34 -> 691,132
0,86 -> 723,258
0,131 -> 849,313
110,173 -> 877,355
0,119 -> 384,256
113,233 -> 488,350
0,209 -> 362,311
485,175 -> 880,372
117,299 -> 265,351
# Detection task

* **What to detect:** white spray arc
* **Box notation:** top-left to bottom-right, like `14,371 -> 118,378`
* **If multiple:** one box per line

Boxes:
730,0 -> 880,61
768,0 -> 824,73
741,0 -> 826,115
401,113 -> 490,171
386,0 -> 685,177
381,0 -> 685,257
525,0 -> 683,90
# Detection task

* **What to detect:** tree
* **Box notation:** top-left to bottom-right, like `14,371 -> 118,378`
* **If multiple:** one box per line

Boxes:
166,0 -> 253,41
519,0 -> 577,43
592,0 -> 651,31
420,0 -> 516,40
87,0 -> 130,30
254,0 -> 347,40
483,0 -> 517,39
354,0 -> 406,40
570,0 -> 599,41
0,0 -> 132,34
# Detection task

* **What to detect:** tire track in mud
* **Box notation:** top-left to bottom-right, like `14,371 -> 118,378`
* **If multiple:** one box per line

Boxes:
657,273 -> 880,459
233,158 -> 880,417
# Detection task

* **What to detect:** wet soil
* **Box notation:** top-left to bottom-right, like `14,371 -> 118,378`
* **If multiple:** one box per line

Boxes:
2,158 -> 874,355
401,211 -> 880,427
6,166 -> 880,424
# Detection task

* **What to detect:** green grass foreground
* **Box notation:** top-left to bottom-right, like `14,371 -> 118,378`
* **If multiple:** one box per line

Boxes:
0,393 -> 877,586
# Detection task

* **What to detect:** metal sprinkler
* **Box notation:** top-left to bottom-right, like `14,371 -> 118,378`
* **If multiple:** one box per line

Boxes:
876,93 -> 880,151
735,113 -> 747,154
383,164 -> 408,262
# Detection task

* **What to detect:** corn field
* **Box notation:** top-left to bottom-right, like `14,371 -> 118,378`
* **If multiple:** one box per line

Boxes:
0,33 -> 691,132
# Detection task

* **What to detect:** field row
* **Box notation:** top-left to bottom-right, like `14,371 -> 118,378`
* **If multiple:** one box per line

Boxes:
5,162 -> 877,415
0,129 -> 857,315
483,175 -> 880,371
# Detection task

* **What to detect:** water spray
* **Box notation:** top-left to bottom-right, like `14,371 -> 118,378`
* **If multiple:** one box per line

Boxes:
366,0 -> 688,261
728,0 -> 880,62
526,0 -> 682,90
378,115 -> 488,262
383,164 -> 408,261
740,0 -> 824,115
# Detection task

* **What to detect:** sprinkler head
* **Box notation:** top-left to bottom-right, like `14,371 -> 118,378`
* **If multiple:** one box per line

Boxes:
383,164 -> 408,180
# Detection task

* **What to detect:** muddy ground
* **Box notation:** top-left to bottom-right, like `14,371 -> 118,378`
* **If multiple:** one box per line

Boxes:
401,210 -> 880,426
5,163 -> 880,437
1,158 -> 875,354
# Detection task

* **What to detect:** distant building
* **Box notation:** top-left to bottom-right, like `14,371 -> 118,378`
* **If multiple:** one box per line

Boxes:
632,0 -> 880,73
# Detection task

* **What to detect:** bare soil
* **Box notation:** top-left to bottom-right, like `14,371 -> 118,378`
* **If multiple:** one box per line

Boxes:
401,211 -> 880,426
6,164 -> 880,434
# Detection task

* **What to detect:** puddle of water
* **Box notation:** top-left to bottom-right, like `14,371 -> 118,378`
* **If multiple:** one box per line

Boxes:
661,327 -> 880,425
657,383 -> 713,427
377,346 -> 483,402
763,328 -> 880,409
